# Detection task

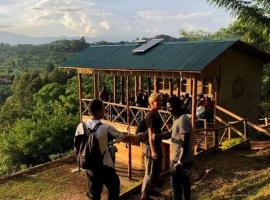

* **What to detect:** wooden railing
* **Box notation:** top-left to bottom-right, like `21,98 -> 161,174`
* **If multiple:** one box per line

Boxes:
258,117 -> 270,129
194,119 -> 248,152
82,99 -> 269,153
215,105 -> 270,137
81,98 -> 173,132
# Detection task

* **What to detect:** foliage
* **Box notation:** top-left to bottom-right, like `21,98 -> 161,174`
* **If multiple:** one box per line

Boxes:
0,85 -> 11,104
208,0 -> 270,34
0,37 -> 89,70
0,67 -> 79,175
221,138 -> 244,150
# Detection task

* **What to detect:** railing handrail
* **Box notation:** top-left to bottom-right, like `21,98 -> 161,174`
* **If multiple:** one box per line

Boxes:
192,119 -> 245,134
216,105 -> 243,121
258,117 -> 270,121
216,104 -> 270,137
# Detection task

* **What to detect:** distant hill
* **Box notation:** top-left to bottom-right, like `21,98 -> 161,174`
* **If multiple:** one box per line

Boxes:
0,31 -> 83,45
155,34 -> 189,42
0,31 -> 189,45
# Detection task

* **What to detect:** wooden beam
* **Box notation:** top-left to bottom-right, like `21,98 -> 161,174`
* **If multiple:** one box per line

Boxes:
169,79 -> 173,96
147,77 -> 151,94
191,77 -> 197,129
154,77 -> 158,92
126,76 -> 132,180
126,76 -> 130,104
93,74 -> 98,99
134,76 -> 138,101
121,76 -> 125,104
213,77 -> 219,127
138,76 -> 142,91
78,72 -> 82,122
163,78 -> 165,91
177,78 -> 181,97
97,74 -> 100,99
113,75 -> 117,103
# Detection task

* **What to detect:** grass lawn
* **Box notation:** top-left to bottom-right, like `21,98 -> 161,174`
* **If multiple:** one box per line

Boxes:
0,161 -> 143,200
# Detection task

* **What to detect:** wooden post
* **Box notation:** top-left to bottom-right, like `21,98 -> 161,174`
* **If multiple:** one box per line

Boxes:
113,75 -> 117,103
204,119 -> 207,149
78,72 -> 83,122
93,74 -> 98,99
191,77 -> 197,129
126,76 -> 132,180
169,79 -> 174,96
135,76 -> 138,101
121,76 -> 125,104
138,76 -> 142,91
177,78 -> 181,97
213,77 -> 219,127
228,122 -> 231,140
147,77 -> 151,94
97,74 -> 100,99
244,120 -> 248,140
265,117 -> 269,126
154,77 -> 158,92
163,78 -> 166,91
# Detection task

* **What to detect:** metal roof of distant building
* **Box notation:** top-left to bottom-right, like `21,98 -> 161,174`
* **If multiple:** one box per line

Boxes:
62,40 -> 270,72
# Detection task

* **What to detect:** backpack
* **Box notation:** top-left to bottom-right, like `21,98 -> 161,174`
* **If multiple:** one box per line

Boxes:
135,119 -> 148,143
74,122 -> 103,170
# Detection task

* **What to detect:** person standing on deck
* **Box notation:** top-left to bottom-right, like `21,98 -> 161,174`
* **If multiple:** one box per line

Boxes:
168,96 -> 194,200
81,99 -> 137,200
141,92 -> 171,200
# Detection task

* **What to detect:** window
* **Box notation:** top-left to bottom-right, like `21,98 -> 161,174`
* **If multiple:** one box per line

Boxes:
232,78 -> 244,98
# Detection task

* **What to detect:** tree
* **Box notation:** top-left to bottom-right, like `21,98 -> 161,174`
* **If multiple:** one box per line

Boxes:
208,0 -> 270,34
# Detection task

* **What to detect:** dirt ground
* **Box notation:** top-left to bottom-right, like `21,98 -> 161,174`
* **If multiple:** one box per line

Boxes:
127,141 -> 270,200
0,160 -> 144,200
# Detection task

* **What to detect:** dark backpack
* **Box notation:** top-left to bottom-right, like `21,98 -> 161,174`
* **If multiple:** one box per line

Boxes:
135,119 -> 148,143
74,122 -> 103,170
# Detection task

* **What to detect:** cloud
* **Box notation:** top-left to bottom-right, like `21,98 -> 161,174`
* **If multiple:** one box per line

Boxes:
135,10 -> 216,21
32,0 -> 95,12
0,0 -> 234,41
0,25 -> 13,28
100,20 -> 110,30
26,0 -> 112,36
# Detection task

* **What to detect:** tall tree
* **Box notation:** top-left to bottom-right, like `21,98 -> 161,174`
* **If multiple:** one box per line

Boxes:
208,0 -> 270,33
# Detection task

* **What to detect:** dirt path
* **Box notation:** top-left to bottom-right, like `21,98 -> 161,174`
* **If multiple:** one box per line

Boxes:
127,142 -> 270,200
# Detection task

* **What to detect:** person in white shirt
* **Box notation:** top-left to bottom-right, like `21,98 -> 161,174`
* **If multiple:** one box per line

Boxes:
84,99 -> 137,200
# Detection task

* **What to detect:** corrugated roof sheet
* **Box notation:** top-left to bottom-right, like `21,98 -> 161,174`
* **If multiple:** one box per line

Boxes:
62,40 -> 270,72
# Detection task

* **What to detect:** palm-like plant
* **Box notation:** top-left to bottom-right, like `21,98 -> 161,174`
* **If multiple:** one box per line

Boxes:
208,0 -> 270,32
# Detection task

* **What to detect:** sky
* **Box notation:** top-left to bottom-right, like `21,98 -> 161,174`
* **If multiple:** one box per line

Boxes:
0,0 -> 234,41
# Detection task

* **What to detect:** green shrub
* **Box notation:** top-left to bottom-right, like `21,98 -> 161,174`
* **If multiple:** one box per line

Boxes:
221,138 -> 244,150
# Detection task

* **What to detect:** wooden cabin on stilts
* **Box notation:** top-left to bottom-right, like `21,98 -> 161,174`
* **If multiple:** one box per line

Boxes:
61,39 -> 270,179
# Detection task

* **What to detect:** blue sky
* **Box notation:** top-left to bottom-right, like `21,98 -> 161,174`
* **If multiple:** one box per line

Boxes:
0,0 -> 234,41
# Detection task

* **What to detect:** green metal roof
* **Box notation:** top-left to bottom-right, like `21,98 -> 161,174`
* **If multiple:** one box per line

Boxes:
62,40 -> 270,72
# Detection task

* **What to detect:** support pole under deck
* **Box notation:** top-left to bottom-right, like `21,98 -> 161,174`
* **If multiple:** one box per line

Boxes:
78,72 -> 82,122
126,76 -> 132,180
